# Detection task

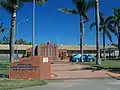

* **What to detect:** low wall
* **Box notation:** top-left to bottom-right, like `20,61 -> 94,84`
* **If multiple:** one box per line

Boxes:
9,56 -> 51,80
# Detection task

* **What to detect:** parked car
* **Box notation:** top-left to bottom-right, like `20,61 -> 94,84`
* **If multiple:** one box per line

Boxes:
84,55 -> 95,62
69,54 -> 81,62
69,54 -> 94,62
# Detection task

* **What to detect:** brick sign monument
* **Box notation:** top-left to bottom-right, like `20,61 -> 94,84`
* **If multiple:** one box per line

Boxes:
9,56 -> 51,80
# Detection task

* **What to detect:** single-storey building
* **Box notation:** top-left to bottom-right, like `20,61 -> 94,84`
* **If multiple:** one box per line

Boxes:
0,43 -> 118,60
0,44 -> 32,60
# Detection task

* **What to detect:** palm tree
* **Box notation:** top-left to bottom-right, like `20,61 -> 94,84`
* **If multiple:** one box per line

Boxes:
95,0 -> 101,65
112,8 -> 120,59
59,0 -> 95,62
0,22 -> 7,34
90,12 -> 118,60
0,0 -> 47,63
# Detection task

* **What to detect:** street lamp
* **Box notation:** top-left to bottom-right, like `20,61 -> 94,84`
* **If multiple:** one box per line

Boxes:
16,17 -> 28,58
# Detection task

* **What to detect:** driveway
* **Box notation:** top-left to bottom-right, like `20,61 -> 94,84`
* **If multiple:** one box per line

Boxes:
51,59 -> 110,79
18,60 -> 120,90
20,79 -> 120,90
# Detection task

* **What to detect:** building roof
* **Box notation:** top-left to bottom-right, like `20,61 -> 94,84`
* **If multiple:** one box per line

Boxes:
0,44 -> 32,50
0,44 -> 117,51
58,45 -> 117,50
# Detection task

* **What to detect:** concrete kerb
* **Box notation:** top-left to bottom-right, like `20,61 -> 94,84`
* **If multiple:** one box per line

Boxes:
50,71 -> 120,81
47,77 -> 114,81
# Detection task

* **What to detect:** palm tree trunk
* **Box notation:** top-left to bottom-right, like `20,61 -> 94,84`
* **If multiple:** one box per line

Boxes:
103,30 -> 106,60
80,16 -> 84,62
95,0 -> 101,65
9,8 -> 17,63
118,23 -> 120,59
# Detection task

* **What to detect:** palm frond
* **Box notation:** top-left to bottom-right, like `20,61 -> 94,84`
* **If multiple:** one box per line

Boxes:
106,30 -> 112,42
0,0 -> 13,13
72,0 -> 86,13
36,0 -> 47,4
58,8 -> 78,14
108,19 -> 118,26
0,22 -> 7,34
99,26 -> 103,32
82,12 -> 89,22
90,22 -> 96,30
72,0 -> 86,7
0,22 -> 3,28
99,12 -> 105,25
107,24 -> 118,38
105,16 -> 116,24
21,0 -> 47,5
113,8 -> 120,20
86,0 -> 95,11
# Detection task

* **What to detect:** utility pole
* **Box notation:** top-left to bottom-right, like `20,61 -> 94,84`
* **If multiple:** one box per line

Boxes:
32,0 -> 35,56
95,0 -> 101,65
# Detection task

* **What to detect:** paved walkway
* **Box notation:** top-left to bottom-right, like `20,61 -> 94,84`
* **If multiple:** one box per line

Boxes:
51,60 -> 120,79
19,79 -> 120,90
17,60 -> 120,90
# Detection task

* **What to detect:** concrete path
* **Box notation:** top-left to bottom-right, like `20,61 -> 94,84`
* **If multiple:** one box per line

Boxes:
51,60 -> 111,79
19,79 -> 120,90
17,60 -> 120,90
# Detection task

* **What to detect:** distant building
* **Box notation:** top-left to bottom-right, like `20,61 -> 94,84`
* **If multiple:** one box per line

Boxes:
0,43 -> 118,60
26,42 -> 58,60
26,43 -> 118,60
0,44 -> 32,60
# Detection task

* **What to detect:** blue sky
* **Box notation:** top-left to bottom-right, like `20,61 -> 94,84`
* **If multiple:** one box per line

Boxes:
0,0 -> 120,45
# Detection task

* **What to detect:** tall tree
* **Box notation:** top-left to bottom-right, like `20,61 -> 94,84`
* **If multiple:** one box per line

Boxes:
95,0 -> 100,64
0,36 -> 10,44
15,39 -> 27,44
15,38 -> 32,45
112,8 -> 120,59
0,22 -> 7,34
90,12 -> 118,60
0,0 -> 47,63
59,0 -> 95,62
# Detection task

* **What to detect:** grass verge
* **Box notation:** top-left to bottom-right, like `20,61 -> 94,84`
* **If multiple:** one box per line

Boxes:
79,60 -> 120,68
0,60 -> 9,74
76,60 -> 120,74
0,79 -> 47,90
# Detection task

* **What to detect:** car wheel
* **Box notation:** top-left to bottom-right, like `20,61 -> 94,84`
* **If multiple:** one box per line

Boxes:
90,59 -> 93,62
76,59 -> 79,62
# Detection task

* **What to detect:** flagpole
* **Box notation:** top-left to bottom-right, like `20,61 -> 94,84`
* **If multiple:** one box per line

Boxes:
32,0 -> 35,56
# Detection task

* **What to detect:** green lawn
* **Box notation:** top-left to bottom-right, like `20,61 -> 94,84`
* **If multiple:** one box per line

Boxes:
77,60 -> 120,74
0,60 -> 47,90
0,60 -> 9,74
0,79 -> 47,90
79,60 -> 120,68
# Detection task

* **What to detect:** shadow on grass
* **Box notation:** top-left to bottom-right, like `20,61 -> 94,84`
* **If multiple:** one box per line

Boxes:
81,65 -> 120,74
92,66 -> 120,74
105,67 -> 120,74
80,66 -> 120,80
0,63 -> 9,78
69,67 -> 101,71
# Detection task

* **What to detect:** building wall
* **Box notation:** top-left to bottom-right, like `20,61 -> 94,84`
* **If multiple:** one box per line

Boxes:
66,50 -> 96,56
58,49 -> 67,57
0,50 -> 26,60
26,43 -> 58,60
0,44 -> 118,60
36,43 -> 58,60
